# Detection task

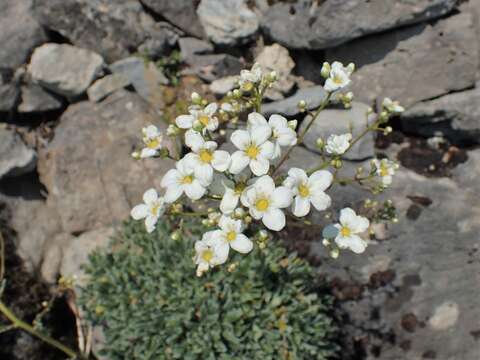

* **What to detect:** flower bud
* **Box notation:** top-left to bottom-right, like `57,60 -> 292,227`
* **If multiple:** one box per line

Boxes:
297,100 -> 307,112
322,238 -> 331,247
192,120 -> 203,132
288,120 -> 298,130
234,208 -> 246,218
258,230 -> 268,240
267,71 -> 277,82
131,151 -> 141,160
320,62 -> 331,78
233,89 -> 242,98
330,248 -> 339,259
344,91 -> 354,102
167,124 -> 180,136
170,230 -> 181,241
244,215 -> 252,224
191,92 -> 201,104
346,63 -> 355,74
383,126 -> 393,135
316,138 -> 324,149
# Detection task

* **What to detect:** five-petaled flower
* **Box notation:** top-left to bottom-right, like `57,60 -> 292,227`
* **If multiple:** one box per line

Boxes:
161,157 -> 209,203
372,158 -> 398,187
211,215 -> 253,260
194,231 -> 227,276
248,112 -> 297,159
382,97 -> 405,114
175,103 -> 219,133
325,133 -> 352,155
229,125 -> 274,176
140,125 -> 163,158
130,188 -> 165,233
283,168 -> 333,217
333,208 -> 370,254
239,62 -> 262,92
184,130 -> 231,184
241,175 -> 292,231
324,61 -> 354,93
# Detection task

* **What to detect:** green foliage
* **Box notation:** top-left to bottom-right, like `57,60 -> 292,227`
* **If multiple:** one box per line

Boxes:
80,220 -> 338,360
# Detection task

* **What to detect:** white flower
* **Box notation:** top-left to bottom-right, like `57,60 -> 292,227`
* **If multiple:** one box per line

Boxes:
241,175 -> 292,231
140,125 -> 163,158
247,112 -> 297,159
382,98 -> 405,113
211,216 -> 253,260
239,62 -> 262,91
175,103 -> 219,132
324,61 -> 354,93
130,188 -> 164,233
229,125 -> 274,176
325,133 -> 352,155
333,208 -> 370,254
283,168 -> 333,217
184,130 -> 231,183
372,158 -> 398,187
160,157 -> 208,203
194,231 -> 227,276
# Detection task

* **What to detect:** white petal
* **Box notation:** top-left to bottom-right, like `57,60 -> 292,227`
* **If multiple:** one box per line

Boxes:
204,102 -> 218,115
131,204 -> 148,220
335,235 -> 367,254
259,141 -> 274,159
185,180 -> 206,200
339,207 -> 357,227
230,234 -> 253,254
249,206 -> 264,220
247,112 -> 268,129
268,114 -> 288,129
310,192 -> 331,211
229,151 -> 250,174
231,130 -> 250,150
194,164 -> 213,184
176,114 -> 194,129
211,150 -> 231,172
164,185 -> 183,203
292,196 -> 311,217
287,168 -> 308,185
271,186 -> 293,208
276,128 -> 297,147
309,170 -> 333,191
220,188 -> 239,214
262,208 -> 286,231
143,188 -> 158,204
240,187 -> 257,208
161,169 -> 180,188
350,215 -> 370,234
140,148 -> 157,158
145,215 -> 158,233
215,242 -> 230,264
185,130 -> 205,152
272,142 -> 282,159
251,125 -> 271,145
206,117 -> 219,131
250,158 -> 270,176
253,175 -> 275,195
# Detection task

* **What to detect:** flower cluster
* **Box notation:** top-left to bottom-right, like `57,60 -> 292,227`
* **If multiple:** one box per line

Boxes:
130,62 -> 402,276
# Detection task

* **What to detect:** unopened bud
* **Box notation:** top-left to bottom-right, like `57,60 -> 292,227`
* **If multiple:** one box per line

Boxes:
170,230 -> 181,241
330,248 -> 340,259
297,100 -> 307,111
333,159 -> 343,168
346,63 -> 355,74
167,124 -> 180,136
316,138 -> 324,149
191,92 -> 201,104
244,216 -> 252,224
131,151 -> 141,160
344,91 -> 354,102
288,119 -> 298,130
384,126 -> 393,135
258,230 -> 268,240
320,62 -> 331,78
233,89 -> 242,98
267,71 -> 277,82
234,208 -> 246,218
192,120 -> 203,132
322,238 -> 331,247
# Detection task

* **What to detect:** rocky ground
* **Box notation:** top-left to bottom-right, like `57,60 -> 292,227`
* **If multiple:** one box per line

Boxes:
0,0 -> 479,359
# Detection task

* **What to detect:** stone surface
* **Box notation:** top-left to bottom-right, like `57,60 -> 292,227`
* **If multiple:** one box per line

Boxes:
38,90 -> 175,234
141,0 -> 204,37
400,87 -> 480,145
262,0 -> 456,50
28,43 -> 104,98
179,37 -> 214,65
18,83 -> 63,113
185,54 -> 244,83
87,74 -> 131,102
326,12 -> 478,107
0,127 -> 36,179
0,0 -> 47,71
262,85 -> 327,117
256,44 -> 295,100
0,70 -> 20,112
300,102 -> 375,160
209,76 -> 238,96
197,0 -> 259,46
110,57 -> 167,107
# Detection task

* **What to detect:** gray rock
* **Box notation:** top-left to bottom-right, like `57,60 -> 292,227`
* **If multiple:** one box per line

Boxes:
197,0 -> 259,46
110,57 -> 168,106
38,90 -> 175,234
137,22 -> 180,60
400,87 -> 480,145
0,0 -> 46,70
300,102 -> 375,160
141,0 -> 204,37
256,44 -> 295,100
87,74 -> 131,102
0,71 -> 20,112
0,127 -> 36,179
28,43 -> 104,98
186,54 -> 244,83
262,85 -> 327,117
262,0 -> 456,50
179,37 -> 214,65
18,83 -> 63,113
209,76 -> 239,96
326,12 -> 478,107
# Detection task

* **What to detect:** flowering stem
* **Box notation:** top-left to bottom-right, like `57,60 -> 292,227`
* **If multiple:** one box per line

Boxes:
271,94 -> 331,176
0,301 -> 80,358
170,211 -> 210,217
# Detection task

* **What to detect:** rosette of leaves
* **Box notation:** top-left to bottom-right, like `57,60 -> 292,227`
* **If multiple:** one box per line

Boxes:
80,220 -> 338,360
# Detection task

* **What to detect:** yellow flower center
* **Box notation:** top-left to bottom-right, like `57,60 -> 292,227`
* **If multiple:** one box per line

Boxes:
298,184 -> 310,198
151,204 -> 161,216
255,198 -> 269,211
146,138 -> 160,149
245,144 -> 259,159
242,81 -> 254,92
181,175 -> 193,184
380,164 -> 389,177
226,231 -> 236,242
201,249 -> 214,262
333,74 -> 344,85
340,226 -> 351,237
199,149 -> 213,163
198,114 -> 210,126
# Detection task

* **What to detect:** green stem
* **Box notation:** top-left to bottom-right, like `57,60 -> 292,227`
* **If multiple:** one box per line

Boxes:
0,301 -> 79,358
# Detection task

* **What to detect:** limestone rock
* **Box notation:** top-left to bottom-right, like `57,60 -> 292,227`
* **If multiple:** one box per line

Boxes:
0,127 -> 36,179
326,12 -> 478,107
87,74 -> 131,103
38,90 -> 175,234
185,54 -> 244,83
209,76 -> 239,96
262,85 -> 327,117
28,43 -> 104,98
179,37 -> 214,65
262,0 -> 456,50
0,71 -> 20,112
300,102 -> 375,160
197,0 -> 259,46
18,83 -> 63,113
